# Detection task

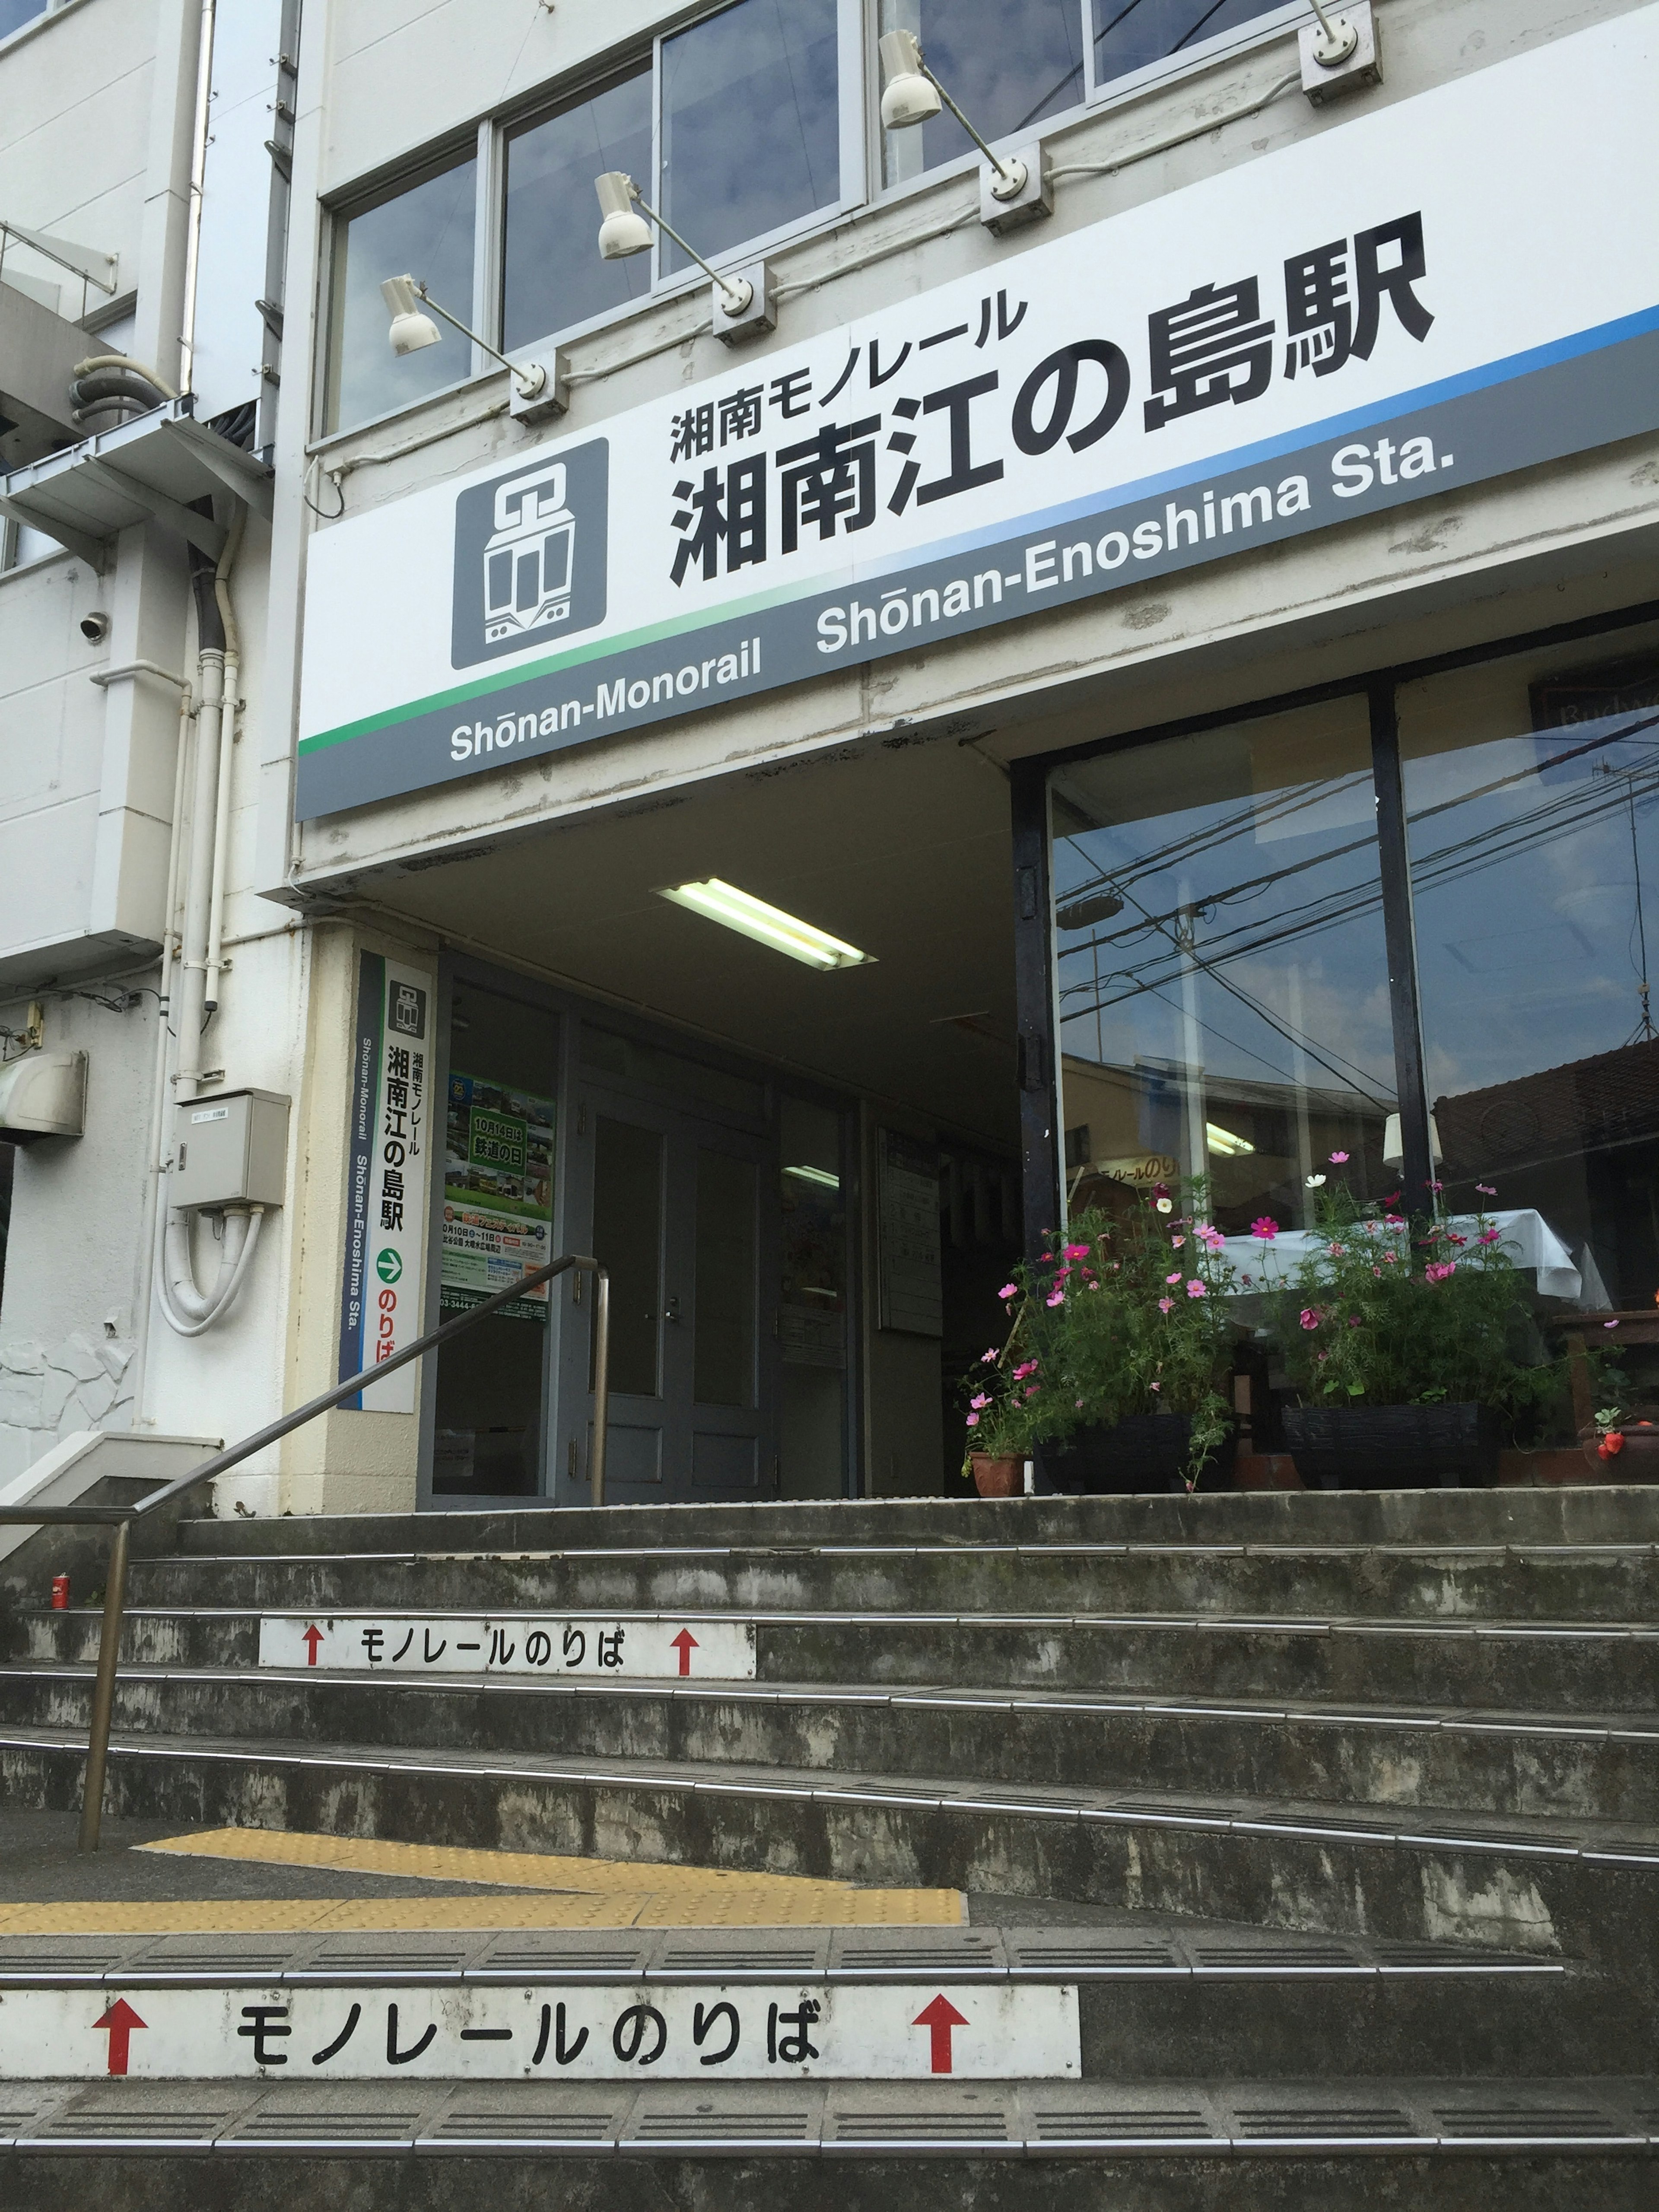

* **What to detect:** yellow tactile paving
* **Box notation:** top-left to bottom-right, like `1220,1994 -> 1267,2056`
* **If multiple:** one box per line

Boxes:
132,1827 -> 963,1923
0,1826 -> 967,1932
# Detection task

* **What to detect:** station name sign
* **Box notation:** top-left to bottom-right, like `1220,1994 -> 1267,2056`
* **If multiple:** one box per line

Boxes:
295,8 -> 1659,820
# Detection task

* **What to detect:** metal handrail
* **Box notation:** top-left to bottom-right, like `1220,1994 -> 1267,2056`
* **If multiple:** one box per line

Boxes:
0,1251 -> 611,1851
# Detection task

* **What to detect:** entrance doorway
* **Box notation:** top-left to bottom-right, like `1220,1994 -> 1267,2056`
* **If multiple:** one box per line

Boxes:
560,1082 -> 773,1503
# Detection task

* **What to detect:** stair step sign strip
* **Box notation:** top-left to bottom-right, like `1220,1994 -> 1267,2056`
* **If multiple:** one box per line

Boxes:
257,1616 -> 757,1680
0,1982 -> 1077,2082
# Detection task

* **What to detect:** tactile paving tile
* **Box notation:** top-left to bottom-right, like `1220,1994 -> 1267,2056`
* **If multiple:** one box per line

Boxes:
1023,2091 -> 1221,2148
829,1930 -> 1006,1975
0,1935 -> 151,1981
1185,1939 -> 1371,1974
20,2086 -> 254,2147
1227,2100 -> 1421,2142
652,1932 -> 833,1977
822,2088 -> 1019,2148
420,2088 -> 631,2146
1003,1934 -> 1183,1975
623,2086 -> 824,2148
221,2088 -> 437,2146
1429,2096 -> 1636,2141
304,1936 -> 476,1978
471,1933 -> 652,1978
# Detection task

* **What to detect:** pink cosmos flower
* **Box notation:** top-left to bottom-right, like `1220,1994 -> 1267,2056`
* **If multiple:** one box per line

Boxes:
1605,1319 -> 1622,1331
1158,1297 -> 1174,1313
1329,1150 -> 1350,1163
1384,1213 -> 1405,1227
1476,1183 -> 1497,1196
1382,1252 -> 1398,1265
981,1348 -> 998,1363
1251,1217 -> 1279,1240
1166,1271 -> 1183,1285
1299,1308 -> 1322,1331
1170,1235 -> 1186,1248
969,1393 -> 989,1410
1185,1279 -> 1207,1299
1150,1380 -> 1161,1392
997,1283 -> 1017,1300
1013,1360 -> 1039,1380
1424,1260 -> 1457,1284
1023,1383 -> 1040,1399
1478,1229 -> 1501,1246
1046,1289 -> 1065,1308
966,1412 -> 980,1428
1064,1243 -> 1090,1261
1195,1224 -> 1226,1251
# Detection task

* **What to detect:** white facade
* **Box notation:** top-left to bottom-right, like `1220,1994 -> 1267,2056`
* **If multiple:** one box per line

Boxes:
1,0 -> 1655,1513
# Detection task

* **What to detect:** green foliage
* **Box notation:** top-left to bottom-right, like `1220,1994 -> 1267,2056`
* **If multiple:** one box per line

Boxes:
1275,1183 -> 1561,1426
960,1183 -> 1239,1485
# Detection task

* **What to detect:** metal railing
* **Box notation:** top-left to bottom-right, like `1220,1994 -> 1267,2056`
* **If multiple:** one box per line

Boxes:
0,1252 -> 611,1852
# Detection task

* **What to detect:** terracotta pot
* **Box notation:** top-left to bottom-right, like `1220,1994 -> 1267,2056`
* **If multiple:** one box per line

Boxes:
970,1454 -> 1023,1498
1579,1426 -> 1659,1481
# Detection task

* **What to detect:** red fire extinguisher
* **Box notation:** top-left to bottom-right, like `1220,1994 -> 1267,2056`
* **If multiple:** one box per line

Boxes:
50,1575 -> 69,1611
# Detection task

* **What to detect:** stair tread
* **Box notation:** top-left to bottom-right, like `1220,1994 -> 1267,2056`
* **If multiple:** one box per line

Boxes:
9,1658 -> 1659,1738
5,1720 -> 1657,1860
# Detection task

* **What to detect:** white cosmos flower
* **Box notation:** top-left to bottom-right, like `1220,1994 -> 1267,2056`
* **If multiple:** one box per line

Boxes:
1306,1173 -> 1327,1188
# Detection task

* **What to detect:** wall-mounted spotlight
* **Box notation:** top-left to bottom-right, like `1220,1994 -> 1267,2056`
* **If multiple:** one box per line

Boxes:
593,172 -> 774,346
379,274 -> 566,423
877,29 -> 1051,235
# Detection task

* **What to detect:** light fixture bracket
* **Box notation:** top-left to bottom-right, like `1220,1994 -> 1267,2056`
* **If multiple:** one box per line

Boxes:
979,141 -> 1052,234
713,260 -> 775,346
509,346 -> 570,423
1300,2 -> 1381,105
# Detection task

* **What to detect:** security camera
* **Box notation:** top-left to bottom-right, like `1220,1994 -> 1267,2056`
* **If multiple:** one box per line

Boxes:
79,611 -> 110,644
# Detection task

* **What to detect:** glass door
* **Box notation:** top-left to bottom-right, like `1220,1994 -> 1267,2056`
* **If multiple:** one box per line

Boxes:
561,1083 -> 773,1502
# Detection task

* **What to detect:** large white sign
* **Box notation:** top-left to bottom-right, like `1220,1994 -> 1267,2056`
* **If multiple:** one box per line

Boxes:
0,1982 -> 1079,2081
296,10 -> 1659,818
258,1613 -> 757,1678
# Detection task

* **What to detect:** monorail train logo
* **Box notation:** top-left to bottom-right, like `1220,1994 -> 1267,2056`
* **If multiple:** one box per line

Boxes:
450,441 -> 609,669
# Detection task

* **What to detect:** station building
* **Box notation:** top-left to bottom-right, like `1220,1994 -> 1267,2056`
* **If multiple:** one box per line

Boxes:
2,0 -> 1657,1516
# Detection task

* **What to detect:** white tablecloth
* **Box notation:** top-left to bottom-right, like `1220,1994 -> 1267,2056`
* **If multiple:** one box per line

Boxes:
1216,1211 -> 1605,1306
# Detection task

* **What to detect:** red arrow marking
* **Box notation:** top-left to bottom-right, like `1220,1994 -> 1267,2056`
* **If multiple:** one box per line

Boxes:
912,1993 -> 969,2075
670,1628 -> 698,1677
94,1998 -> 147,2077
301,1624 -> 324,1666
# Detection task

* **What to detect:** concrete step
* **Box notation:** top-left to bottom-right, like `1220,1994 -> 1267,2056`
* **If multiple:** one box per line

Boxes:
2,1725 -> 1656,2006
114,1538 -> 1659,1624
2,2075 -> 1654,2205
20,1603 -> 1659,1712
0,1920 -> 1617,2084
6,1664 -> 1659,1828
162,1486 -> 1659,1556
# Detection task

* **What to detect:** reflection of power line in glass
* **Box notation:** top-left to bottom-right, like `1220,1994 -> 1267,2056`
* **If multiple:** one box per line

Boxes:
1594,762 -> 1658,1044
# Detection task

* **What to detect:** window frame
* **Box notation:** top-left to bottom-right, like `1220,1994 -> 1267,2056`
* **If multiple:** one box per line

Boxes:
1010,593 -> 1659,1265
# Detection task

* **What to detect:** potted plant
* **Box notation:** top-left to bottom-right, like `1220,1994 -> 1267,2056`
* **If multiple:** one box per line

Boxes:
962,1185 -> 1240,1495
1274,1172 -> 1560,1488
1583,1403 -> 1659,1481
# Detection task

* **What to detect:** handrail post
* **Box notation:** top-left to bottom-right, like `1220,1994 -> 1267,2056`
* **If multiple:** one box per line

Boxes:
78,1518 -> 130,1853
591,1264 -> 610,1509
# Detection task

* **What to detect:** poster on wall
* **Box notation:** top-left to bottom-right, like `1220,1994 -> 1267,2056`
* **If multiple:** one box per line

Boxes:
441,1073 -> 556,1322
338,953 -> 434,1411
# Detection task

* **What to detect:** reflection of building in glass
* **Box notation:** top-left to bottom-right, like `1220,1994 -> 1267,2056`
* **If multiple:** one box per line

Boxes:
483,461 -> 575,644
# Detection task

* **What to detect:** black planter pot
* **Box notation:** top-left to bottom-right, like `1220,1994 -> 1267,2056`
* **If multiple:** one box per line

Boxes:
1282,1401 -> 1502,1490
1038,1415 -> 1237,1496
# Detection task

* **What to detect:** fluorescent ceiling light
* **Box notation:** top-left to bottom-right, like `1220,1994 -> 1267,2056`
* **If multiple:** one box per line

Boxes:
784,1163 -> 841,1189
658,879 -> 874,970
1206,1122 -> 1255,1158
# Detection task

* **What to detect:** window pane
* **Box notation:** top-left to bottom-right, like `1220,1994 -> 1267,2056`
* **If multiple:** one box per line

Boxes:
503,70 -> 653,351
661,0 -> 840,276
881,0 -> 1084,186
0,3 -> 45,38
694,1146 -> 757,1408
592,1116 -> 665,1397
1401,652 -> 1659,1312
1052,699 -> 1395,1236
326,157 -> 477,432
1093,0 -> 1283,93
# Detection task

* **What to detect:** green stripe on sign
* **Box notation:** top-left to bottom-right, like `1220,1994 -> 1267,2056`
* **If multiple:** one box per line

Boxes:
297,576 -> 811,755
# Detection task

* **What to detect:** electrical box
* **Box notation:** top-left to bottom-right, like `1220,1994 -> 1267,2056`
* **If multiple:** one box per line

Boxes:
172,1088 -> 289,1210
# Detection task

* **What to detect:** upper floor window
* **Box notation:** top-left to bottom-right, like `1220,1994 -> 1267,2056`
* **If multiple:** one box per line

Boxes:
658,0 -> 842,279
1092,0 -> 1291,92
0,1 -> 57,39
504,69 -> 653,354
324,154 -> 477,435
880,0 -> 1086,185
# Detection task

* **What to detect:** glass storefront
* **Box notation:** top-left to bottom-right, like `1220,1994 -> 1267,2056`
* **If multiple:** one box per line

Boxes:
1040,623 -> 1659,1326
1052,698 -> 1395,1234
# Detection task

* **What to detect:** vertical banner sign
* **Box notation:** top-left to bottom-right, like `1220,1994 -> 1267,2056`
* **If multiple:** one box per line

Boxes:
338,953 -> 434,1411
